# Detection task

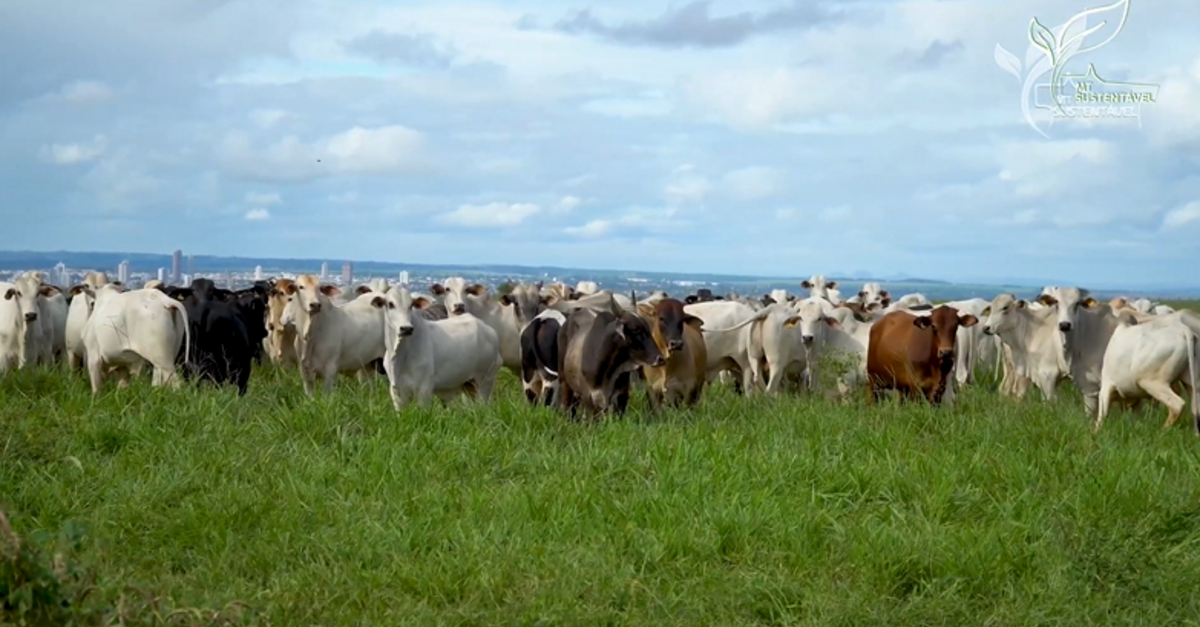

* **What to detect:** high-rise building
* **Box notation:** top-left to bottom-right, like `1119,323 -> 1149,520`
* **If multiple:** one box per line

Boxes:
172,249 -> 182,285
398,270 -> 410,286
157,267 -> 166,282
341,262 -> 353,285
320,262 -> 329,281
254,265 -> 263,281
117,260 -> 130,285
187,255 -> 194,277
54,262 -> 68,288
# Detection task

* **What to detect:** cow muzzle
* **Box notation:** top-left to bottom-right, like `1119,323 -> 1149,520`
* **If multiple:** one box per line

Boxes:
307,303 -> 322,314
801,335 -> 815,345
23,312 -> 37,322
1058,321 -> 1072,332
668,339 -> 684,352
650,355 -> 666,367
398,325 -> 414,336
937,349 -> 954,361
452,304 -> 466,315
982,326 -> 995,336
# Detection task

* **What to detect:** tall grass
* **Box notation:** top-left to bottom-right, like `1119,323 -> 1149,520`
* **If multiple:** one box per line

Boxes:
5,332 -> 1200,625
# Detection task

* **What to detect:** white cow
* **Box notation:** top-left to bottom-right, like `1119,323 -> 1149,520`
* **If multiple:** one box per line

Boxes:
942,298 -> 1000,386
780,297 -> 870,396
1036,287 -> 1127,416
706,303 -> 813,395
883,293 -> 932,313
857,282 -> 889,307
980,293 -> 1068,401
552,289 -> 636,315
685,300 -> 758,392
574,280 -> 600,296
1095,310 -> 1200,434
65,271 -> 112,369
39,287 -> 68,362
7,274 -> 51,367
0,282 -> 29,373
280,274 -> 386,395
81,284 -> 190,394
370,286 -> 502,410
801,275 -> 838,302
768,288 -> 791,304
458,282 -> 549,374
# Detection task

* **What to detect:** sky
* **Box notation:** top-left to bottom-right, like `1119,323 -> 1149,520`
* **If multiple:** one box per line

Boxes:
2,0 -> 1199,289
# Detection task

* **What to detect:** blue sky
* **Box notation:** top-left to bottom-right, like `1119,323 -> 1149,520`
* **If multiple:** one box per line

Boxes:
2,0 -> 1199,288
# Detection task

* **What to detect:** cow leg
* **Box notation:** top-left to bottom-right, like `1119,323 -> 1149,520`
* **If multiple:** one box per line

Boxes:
1094,382 -> 1116,434
115,367 -> 132,389
389,385 -> 411,411
476,363 -> 500,403
1140,379 -> 1186,430
87,357 -> 105,395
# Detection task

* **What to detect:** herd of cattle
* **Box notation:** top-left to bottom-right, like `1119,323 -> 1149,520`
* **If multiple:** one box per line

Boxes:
2,270 -> 1199,434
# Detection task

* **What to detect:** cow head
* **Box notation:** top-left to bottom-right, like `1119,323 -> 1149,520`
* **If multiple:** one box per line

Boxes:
431,277 -> 469,315
8,275 -> 43,324
1035,286 -> 1096,334
801,275 -> 838,300
913,304 -> 977,364
615,313 -> 665,369
370,287 -> 418,348
283,274 -> 333,317
980,293 -> 1023,336
782,298 -> 842,346
499,282 -> 550,330
642,298 -> 702,356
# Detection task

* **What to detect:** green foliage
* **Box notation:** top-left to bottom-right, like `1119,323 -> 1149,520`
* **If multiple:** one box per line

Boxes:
4,349 -> 1200,625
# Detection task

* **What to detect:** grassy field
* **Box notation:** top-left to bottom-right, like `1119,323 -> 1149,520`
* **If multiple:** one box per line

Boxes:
5,302 -> 1200,625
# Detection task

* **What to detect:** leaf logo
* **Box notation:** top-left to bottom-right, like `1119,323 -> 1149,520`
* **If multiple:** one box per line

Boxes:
994,0 -> 1132,138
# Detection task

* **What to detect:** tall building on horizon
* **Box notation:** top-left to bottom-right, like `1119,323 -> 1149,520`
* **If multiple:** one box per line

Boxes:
341,262 -> 353,285
54,262 -> 68,288
172,249 -> 182,285
398,270 -> 409,286
187,255 -> 194,277
254,265 -> 263,281
117,260 -> 130,285
157,267 -> 166,282
320,262 -> 329,281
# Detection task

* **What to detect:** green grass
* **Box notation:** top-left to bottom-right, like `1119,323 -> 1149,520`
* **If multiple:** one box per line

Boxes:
6,309 -> 1200,625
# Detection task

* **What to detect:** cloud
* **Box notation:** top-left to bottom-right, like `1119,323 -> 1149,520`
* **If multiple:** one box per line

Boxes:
554,195 -> 582,213
898,39 -> 964,70
439,202 -> 540,227
218,125 -> 426,182
1162,201 -> 1200,229
244,208 -> 271,221
245,191 -> 281,205
249,109 -> 292,129
721,166 -> 787,201
564,207 -> 685,239
342,30 -> 457,68
39,136 -> 107,164
664,165 -> 711,206
682,66 -> 846,129
551,1 -> 851,49
43,80 -> 116,105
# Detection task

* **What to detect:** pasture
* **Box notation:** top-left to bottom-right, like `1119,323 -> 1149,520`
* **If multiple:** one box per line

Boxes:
6,296 -> 1200,627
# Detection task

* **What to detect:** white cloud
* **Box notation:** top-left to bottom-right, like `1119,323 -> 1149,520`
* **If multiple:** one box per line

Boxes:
564,207 -> 684,238
682,66 -> 845,130
45,80 -> 116,105
79,151 -> 160,211
994,139 -> 1115,198
244,208 -> 272,221
664,165 -> 711,206
245,191 -> 281,205
218,125 -> 426,181
249,109 -> 292,129
554,195 -> 582,213
1162,201 -> 1200,229
721,166 -> 787,201
564,219 -> 613,238
39,136 -> 107,164
439,202 -> 540,227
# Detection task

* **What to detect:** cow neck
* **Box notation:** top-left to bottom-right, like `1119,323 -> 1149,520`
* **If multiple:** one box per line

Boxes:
1065,305 -> 1119,368
592,316 -> 637,385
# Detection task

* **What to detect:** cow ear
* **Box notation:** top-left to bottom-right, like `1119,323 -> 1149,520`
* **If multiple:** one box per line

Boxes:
541,295 -> 556,306
3,288 -> 14,300
683,314 -> 704,329
913,316 -> 932,329
111,281 -> 123,287
981,306 -> 991,317
857,290 -> 866,298
958,314 -> 979,328
800,280 -> 813,289
865,302 -> 881,313
68,284 -> 87,297
783,316 -> 801,328
685,295 -> 697,304
499,294 -> 514,306
823,316 -> 844,331
284,283 -> 298,295
1035,294 -> 1057,306
430,284 -> 445,296
370,296 -> 387,309
1082,297 -> 1098,308
826,281 -> 837,289
1015,300 -> 1027,309
38,285 -> 61,297
319,284 -> 341,297
355,285 -> 373,295
879,297 -> 891,308
466,284 -> 487,296
411,296 -> 431,309
879,290 -> 890,299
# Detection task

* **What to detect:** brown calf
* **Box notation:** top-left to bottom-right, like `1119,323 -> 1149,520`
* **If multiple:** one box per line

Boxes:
637,298 -> 708,410
866,305 -> 978,404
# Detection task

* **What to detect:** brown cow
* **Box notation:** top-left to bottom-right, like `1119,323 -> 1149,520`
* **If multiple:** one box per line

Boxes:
866,305 -> 978,404
266,278 -> 300,366
557,293 -> 665,421
637,298 -> 708,410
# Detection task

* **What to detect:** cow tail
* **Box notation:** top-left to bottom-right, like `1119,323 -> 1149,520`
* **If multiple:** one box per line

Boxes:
175,301 -> 191,367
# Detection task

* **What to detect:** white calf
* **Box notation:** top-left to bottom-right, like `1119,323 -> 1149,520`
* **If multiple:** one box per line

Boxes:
281,274 -> 386,395
371,287 -> 502,410
82,285 -> 190,394
1096,311 -> 1200,434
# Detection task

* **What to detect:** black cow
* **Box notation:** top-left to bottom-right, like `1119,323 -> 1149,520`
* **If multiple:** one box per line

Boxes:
556,294 -> 665,421
683,288 -> 718,305
520,314 -> 562,406
160,279 -> 259,395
